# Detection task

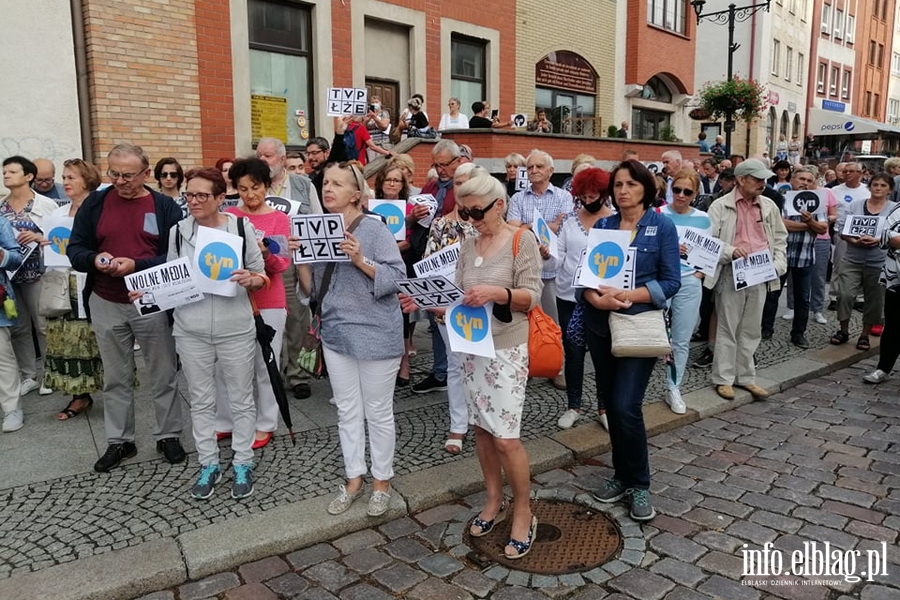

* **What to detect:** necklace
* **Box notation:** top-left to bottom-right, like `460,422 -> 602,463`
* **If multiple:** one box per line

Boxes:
474,230 -> 508,267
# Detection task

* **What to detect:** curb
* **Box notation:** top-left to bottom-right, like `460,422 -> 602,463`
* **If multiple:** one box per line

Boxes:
0,343 -> 877,600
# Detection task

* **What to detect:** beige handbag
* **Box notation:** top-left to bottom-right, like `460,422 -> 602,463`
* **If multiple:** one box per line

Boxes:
39,269 -> 72,317
608,309 -> 671,358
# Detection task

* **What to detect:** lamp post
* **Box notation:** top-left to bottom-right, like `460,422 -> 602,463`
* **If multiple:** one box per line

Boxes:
691,0 -> 771,156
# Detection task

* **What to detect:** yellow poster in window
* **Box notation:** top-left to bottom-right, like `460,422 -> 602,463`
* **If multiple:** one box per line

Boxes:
251,95 -> 288,142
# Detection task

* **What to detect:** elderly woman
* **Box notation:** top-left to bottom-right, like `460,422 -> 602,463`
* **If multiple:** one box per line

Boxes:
297,162 -> 406,518
503,153 -> 527,198
166,167 -> 268,500
585,160 -> 681,521
454,176 -> 542,558
660,169 -> 711,414
0,216 -> 25,432
44,159 -> 105,420
438,97 -> 469,131
208,158 -> 291,450
551,168 -> 613,430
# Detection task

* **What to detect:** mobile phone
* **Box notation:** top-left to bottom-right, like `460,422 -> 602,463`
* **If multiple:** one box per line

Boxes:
98,256 -> 111,266
490,109 -> 499,119
368,104 -> 376,113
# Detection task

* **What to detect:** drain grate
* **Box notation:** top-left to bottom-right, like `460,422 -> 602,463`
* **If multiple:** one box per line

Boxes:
466,499 -> 622,574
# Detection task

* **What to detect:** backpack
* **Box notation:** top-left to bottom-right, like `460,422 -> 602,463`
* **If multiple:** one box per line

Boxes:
342,125 -> 360,161
512,228 -> 564,378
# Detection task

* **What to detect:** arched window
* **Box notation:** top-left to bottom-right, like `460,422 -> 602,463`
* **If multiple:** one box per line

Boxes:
641,76 -> 673,103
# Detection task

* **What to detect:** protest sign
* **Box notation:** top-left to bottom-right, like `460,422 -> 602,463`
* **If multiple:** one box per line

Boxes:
413,243 -> 460,278
193,226 -> 243,297
326,87 -> 368,116
43,215 -> 74,268
369,200 -> 407,241
842,214 -> 886,238
446,301 -> 495,358
576,230 -> 635,289
410,194 -> 438,228
75,271 -> 88,318
395,276 -> 464,308
532,208 -> 558,258
265,195 -> 305,216
511,113 -> 527,128
784,189 -> 828,217
124,257 -> 204,315
515,166 -> 528,192
677,226 -> 723,277
291,214 -> 349,263
5,241 -> 37,280
732,248 -> 778,290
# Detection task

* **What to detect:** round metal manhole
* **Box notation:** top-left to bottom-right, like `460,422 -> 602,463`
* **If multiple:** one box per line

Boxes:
466,499 -> 622,574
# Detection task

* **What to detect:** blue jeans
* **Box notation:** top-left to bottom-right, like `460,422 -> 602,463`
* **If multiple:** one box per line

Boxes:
585,316 -> 655,490
557,298 -> 604,411
667,273 -> 702,391
787,239 -> 830,313
428,313 -> 447,381
763,266 -> 812,338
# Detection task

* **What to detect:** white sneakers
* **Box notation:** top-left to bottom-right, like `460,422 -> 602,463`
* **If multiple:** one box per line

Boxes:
666,389 -> 687,414
814,312 -> 827,324
557,409 -> 580,429
863,369 -> 888,384
2,409 -> 24,433
19,379 -> 39,396
781,310 -> 794,321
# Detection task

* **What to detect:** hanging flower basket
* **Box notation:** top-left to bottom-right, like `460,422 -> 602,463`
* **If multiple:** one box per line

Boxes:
698,77 -> 769,123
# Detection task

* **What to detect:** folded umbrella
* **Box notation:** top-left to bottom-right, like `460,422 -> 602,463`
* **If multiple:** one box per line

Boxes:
253,306 -> 296,446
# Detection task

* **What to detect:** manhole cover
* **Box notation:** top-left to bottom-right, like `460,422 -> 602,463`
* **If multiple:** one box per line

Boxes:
466,499 -> 622,574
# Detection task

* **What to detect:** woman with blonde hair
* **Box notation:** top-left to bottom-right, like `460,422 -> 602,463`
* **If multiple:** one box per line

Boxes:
503,153 -> 526,197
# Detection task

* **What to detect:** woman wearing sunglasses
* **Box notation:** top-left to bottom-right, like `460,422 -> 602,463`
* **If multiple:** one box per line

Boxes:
154,157 -> 186,216
660,169 -> 711,415
453,176 -> 542,558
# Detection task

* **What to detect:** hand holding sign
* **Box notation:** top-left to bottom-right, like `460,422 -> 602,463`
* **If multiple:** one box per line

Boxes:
532,208 -> 558,259
291,214 -> 349,263
43,215 -> 74,267
326,87 -> 368,117
576,229 -> 634,289
445,300 -> 495,358
369,200 -> 406,241
784,190 -> 827,217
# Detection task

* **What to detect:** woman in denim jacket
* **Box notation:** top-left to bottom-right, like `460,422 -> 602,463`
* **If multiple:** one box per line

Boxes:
0,217 -> 25,431
580,160 -> 682,521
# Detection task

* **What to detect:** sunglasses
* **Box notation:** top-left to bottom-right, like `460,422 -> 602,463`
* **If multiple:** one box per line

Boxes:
672,186 -> 695,196
458,198 -> 499,221
161,172 -> 179,179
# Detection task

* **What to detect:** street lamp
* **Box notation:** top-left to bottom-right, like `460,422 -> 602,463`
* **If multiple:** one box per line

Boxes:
691,0 -> 771,155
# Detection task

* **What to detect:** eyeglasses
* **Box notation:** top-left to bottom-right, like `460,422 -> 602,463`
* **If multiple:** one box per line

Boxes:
183,192 -> 214,203
458,198 -> 499,221
107,169 -> 144,183
34,177 -> 55,184
432,157 -> 459,170
672,186 -> 695,196
161,172 -> 179,179
384,178 -> 403,184
307,149 -> 325,156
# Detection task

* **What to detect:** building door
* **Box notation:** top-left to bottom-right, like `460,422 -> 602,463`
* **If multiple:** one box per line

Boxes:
366,79 -> 399,130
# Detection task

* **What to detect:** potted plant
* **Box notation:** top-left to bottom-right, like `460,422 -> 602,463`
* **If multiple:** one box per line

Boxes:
698,77 -> 769,123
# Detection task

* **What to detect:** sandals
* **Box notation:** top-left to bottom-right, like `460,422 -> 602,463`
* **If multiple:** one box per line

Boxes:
469,500 -> 508,537
444,435 -> 464,454
857,337 -> 871,351
830,330 -> 849,345
57,395 -> 93,421
504,515 -> 538,559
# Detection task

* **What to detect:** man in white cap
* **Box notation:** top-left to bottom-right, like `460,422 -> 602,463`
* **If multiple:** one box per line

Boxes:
704,159 -> 787,401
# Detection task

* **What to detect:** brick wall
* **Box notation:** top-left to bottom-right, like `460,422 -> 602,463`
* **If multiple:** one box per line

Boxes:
195,0 -> 236,163
82,0 -> 203,170
626,2 -> 696,93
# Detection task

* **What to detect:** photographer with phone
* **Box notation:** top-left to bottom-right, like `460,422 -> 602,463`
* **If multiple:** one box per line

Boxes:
365,95 -> 392,162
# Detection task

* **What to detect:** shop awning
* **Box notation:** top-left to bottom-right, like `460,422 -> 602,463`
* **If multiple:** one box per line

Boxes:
808,108 -> 900,136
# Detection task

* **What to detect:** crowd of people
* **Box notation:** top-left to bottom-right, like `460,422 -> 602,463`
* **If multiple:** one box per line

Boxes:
1,130 -> 898,545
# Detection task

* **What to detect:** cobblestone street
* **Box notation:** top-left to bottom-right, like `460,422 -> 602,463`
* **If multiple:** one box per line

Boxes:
135,356 -> 900,600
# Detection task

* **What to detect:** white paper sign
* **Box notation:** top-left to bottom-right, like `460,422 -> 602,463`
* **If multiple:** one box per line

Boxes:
265,195 -> 304,216
677,226 -> 723,277
291,214 -> 349,263
395,276 -> 464,308
784,190 -> 828,217
42,215 -> 75,267
369,200 -> 406,241
511,113 -> 527,128
842,214 -> 885,238
124,257 -> 204,315
5,241 -> 38,279
410,194 -> 438,228
515,167 -> 528,192
532,208 -> 558,258
193,226 -> 243,297
732,249 -> 778,290
445,301 -> 495,358
414,243 -> 461,278
576,230 -> 635,289
326,87 -> 368,116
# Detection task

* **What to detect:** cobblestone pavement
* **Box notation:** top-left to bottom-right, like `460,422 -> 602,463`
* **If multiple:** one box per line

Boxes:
0,307 -> 868,580
139,356 -> 899,600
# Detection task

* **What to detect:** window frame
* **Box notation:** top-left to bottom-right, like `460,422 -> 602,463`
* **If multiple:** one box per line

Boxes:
821,3 -> 831,34
647,0 -> 687,35
829,65 -> 839,97
841,69 -> 851,99
772,39 -> 781,76
817,62 -> 826,94
450,34 -> 487,107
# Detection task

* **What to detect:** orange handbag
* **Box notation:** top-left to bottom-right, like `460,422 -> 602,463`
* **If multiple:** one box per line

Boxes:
512,229 -> 564,378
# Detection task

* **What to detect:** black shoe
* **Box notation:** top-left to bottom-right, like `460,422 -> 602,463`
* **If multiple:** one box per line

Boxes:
854,301 -> 865,312
94,442 -> 137,473
692,348 -> 714,368
761,330 -> 773,341
828,300 -> 837,311
411,374 -> 448,394
292,383 -> 311,399
156,438 -> 186,464
791,334 -> 810,349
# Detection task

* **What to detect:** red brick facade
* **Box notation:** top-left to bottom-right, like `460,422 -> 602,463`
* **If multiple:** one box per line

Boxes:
626,1 -> 697,93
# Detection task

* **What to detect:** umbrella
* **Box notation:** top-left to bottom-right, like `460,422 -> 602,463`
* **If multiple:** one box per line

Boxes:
253,306 -> 296,446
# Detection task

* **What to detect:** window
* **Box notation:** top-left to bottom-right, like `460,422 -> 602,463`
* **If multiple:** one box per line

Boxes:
647,0 -> 687,35
821,3 -> 831,33
641,76 -> 673,102
451,35 -> 486,117
842,70 -> 851,99
878,44 -> 885,69
817,62 -> 826,94
800,0 -> 807,21
772,39 -> 781,75
866,92 -> 873,116
874,0 -> 882,18
834,9 -> 844,38
869,41 -> 877,65
632,106 -> 673,141
892,52 -> 900,75
789,0 -> 795,14
875,94 -> 882,117
889,99 -> 899,125
797,52 -> 804,86
846,16 -> 855,42
830,66 -> 839,96
248,0 -> 313,147
785,47 -> 793,81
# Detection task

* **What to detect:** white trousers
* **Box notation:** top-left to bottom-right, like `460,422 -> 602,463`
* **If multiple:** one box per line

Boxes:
216,308 -> 286,433
323,346 -> 400,481
438,323 -> 468,434
0,328 -> 20,414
